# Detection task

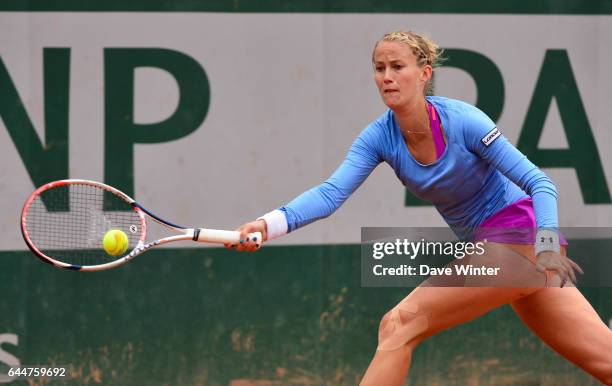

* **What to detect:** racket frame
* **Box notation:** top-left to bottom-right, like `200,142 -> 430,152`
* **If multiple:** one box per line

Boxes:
21,179 -> 259,272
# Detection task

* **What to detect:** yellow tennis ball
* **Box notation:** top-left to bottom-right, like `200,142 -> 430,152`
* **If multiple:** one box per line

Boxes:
103,229 -> 129,256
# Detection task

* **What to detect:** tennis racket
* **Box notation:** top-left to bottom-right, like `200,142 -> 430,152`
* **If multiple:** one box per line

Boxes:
21,179 -> 262,271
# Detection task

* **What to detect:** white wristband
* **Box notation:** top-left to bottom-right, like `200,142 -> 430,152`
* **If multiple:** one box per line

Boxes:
257,210 -> 288,240
535,229 -> 561,255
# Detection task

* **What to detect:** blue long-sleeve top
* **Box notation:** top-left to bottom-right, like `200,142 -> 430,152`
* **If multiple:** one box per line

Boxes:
278,96 -> 558,241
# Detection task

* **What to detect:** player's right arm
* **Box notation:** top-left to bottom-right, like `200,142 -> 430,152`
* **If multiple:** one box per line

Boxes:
231,121 -> 385,252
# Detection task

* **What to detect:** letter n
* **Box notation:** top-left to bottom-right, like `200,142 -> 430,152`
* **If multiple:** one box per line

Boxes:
0,49 -> 70,209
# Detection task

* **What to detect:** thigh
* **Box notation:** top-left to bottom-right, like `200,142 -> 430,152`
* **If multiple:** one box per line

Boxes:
395,241 -> 549,344
394,286 -> 533,344
509,245 -> 612,380
511,286 -> 612,370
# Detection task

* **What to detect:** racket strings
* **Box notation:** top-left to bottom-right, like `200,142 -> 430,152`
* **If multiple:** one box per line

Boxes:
24,183 -> 143,266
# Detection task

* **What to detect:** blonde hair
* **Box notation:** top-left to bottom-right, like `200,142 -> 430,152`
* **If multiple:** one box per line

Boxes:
374,30 -> 444,95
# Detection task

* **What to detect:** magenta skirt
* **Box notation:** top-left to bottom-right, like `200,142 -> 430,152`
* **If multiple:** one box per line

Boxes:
473,198 -> 568,245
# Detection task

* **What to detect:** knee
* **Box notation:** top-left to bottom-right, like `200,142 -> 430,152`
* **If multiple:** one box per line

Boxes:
377,301 -> 429,351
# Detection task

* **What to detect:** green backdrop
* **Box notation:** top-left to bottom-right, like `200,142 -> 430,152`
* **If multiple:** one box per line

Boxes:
1,245 -> 609,385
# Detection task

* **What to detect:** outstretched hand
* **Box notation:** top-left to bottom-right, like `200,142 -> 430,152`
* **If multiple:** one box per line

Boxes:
535,251 -> 583,287
224,219 -> 268,252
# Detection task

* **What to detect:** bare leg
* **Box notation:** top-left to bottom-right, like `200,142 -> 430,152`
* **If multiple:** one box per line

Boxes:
511,287 -> 612,385
361,344 -> 414,386
360,242 -> 553,386
360,286 -> 539,386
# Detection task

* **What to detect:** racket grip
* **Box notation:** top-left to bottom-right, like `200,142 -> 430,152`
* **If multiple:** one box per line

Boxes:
194,228 -> 263,246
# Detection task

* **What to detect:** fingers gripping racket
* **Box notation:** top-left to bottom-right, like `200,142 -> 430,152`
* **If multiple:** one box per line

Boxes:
21,179 -> 262,271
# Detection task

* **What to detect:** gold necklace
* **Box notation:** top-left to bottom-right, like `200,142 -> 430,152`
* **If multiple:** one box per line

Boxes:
400,103 -> 431,134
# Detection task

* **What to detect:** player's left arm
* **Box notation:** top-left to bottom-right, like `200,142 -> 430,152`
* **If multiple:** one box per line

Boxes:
462,105 -> 583,286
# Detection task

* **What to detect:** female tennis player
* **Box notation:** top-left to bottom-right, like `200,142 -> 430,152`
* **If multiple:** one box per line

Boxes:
229,31 -> 612,385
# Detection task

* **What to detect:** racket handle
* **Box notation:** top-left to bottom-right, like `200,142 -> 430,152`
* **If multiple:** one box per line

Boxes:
194,228 -> 263,246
